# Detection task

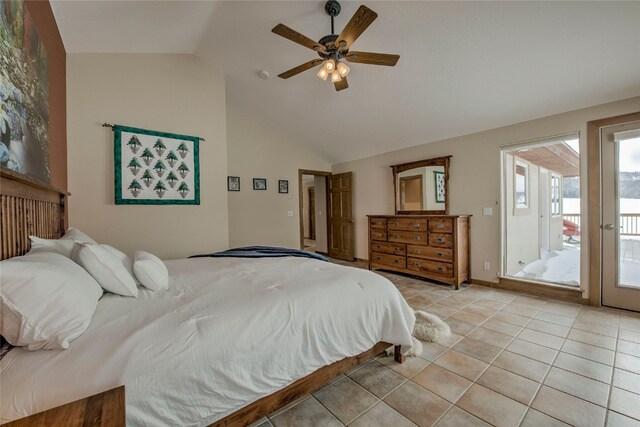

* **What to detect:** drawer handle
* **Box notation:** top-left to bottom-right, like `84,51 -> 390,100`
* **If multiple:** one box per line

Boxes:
375,256 -> 381,261
437,267 -> 445,271
414,249 -> 421,254
415,263 -> 421,268
413,223 -> 421,228
390,222 -> 399,226
392,234 -> 399,239
436,238 -> 445,243
437,252 -> 444,257
393,260 -> 399,264
413,236 -> 421,241
436,224 -> 444,228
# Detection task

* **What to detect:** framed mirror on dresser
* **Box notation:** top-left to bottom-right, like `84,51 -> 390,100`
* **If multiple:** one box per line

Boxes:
369,156 -> 471,289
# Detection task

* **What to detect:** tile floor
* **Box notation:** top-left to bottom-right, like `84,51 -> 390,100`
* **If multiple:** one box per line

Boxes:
251,265 -> 640,427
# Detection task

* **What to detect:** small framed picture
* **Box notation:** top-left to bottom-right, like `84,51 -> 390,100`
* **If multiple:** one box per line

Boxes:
278,180 -> 289,194
227,176 -> 240,192
253,178 -> 267,190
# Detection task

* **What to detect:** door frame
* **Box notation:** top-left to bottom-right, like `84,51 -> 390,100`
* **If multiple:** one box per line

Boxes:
298,169 -> 331,252
539,168 -> 550,256
587,111 -> 640,307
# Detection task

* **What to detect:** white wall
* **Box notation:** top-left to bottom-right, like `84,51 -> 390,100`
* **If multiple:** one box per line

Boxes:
332,96 -> 640,296
227,108 -> 331,248
67,54 -> 228,259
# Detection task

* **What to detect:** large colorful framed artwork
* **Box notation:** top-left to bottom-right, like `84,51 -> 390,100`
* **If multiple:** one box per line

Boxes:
0,1 -> 50,182
114,125 -> 200,205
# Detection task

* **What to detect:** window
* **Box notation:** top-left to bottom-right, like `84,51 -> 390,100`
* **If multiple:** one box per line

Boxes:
514,160 -> 529,212
551,174 -> 561,216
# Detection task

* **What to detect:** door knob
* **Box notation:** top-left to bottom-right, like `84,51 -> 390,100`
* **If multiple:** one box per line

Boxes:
603,224 -> 621,230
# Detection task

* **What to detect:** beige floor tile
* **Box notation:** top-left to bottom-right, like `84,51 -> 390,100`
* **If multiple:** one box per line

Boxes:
464,303 -> 499,318
526,319 -> 571,338
553,352 -> 613,383
433,349 -> 489,381
481,319 -> 523,337
607,410 -> 640,427
379,354 -> 430,378
609,387 -> 640,421
314,378 -> 378,424
248,417 -> 272,427
506,339 -> 558,364
348,360 -> 407,398
472,298 -> 507,311
572,319 -> 619,338
270,397 -> 341,427
616,353 -> 640,375
520,409 -> 570,427
409,294 -> 446,310
620,317 -> 640,333
562,339 -> 615,365
349,401 -> 416,427
384,381 -> 451,427
424,303 -> 459,319
619,329 -> 640,344
484,290 -> 517,303
477,365 -> 539,405
445,318 -> 477,336
457,384 -> 528,427
568,329 -> 617,350
539,301 -> 581,318
544,366 -> 610,406
513,295 -> 547,307
618,340 -> 640,357
400,287 -> 425,299
439,296 -> 475,310
449,310 -> 488,326
412,364 -> 472,403
492,311 -> 531,327
467,327 -> 513,348
533,311 -> 575,327
418,342 -> 449,362
502,302 -> 539,318
493,350 -> 550,382
532,385 -> 606,427
437,332 -> 464,348
575,311 -> 619,328
453,337 -> 502,363
268,394 -> 312,418
613,368 -> 640,395
435,406 -> 490,427
518,328 -> 565,350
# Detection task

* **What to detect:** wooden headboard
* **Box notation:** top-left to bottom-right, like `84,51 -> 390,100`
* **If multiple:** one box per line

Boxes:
0,168 -> 68,260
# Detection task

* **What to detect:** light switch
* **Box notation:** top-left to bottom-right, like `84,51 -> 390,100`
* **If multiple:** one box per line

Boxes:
483,207 -> 493,216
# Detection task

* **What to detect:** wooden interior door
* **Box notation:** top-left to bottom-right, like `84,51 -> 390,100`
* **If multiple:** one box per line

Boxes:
309,187 -> 316,240
329,172 -> 355,261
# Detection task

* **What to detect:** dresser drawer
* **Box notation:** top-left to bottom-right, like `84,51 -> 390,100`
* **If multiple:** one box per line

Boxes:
388,230 -> 428,245
387,217 -> 428,232
370,217 -> 387,229
429,233 -> 454,248
371,241 -> 406,256
371,253 -> 406,269
407,258 -> 453,277
428,218 -> 453,233
407,245 -> 453,262
370,229 -> 388,241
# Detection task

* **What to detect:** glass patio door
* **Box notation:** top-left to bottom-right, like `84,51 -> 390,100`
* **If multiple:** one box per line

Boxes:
601,121 -> 640,312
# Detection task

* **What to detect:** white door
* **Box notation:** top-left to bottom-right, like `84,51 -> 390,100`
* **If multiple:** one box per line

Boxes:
601,121 -> 640,312
539,169 -> 550,256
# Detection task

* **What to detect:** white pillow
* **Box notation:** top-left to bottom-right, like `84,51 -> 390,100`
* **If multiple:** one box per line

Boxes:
102,244 -> 139,284
62,227 -> 97,244
133,251 -> 169,291
0,252 -> 103,350
72,243 -> 138,297
28,236 -> 75,258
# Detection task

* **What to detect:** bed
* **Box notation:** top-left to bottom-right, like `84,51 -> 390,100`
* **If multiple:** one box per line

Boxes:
0,168 -> 415,426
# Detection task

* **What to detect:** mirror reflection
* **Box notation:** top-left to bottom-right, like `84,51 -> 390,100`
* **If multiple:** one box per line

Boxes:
397,166 -> 446,211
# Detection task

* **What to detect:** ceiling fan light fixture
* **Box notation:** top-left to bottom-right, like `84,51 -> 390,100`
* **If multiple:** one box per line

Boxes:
325,58 -> 336,72
316,65 -> 329,81
331,71 -> 342,83
336,61 -> 350,77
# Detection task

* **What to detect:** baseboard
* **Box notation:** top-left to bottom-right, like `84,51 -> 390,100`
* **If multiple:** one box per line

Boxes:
470,278 -> 495,288
493,276 -> 588,304
316,251 -> 328,256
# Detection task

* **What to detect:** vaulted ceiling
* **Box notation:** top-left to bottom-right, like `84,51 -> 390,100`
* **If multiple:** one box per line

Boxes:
51,1 -> 640,163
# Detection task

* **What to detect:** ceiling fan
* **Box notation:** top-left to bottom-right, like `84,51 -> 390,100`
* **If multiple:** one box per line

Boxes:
272,0 -> 400,91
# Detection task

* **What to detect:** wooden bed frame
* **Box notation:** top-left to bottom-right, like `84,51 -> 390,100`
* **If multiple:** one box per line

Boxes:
0,167 -> 404,427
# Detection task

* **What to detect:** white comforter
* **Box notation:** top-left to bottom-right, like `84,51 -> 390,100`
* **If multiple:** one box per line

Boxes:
1,257 -> 415,426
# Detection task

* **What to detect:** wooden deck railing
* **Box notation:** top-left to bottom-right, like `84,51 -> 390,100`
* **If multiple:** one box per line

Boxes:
563,213 -> 640,236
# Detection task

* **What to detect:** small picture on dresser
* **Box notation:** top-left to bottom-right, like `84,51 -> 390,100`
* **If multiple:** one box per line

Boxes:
227,176 -> 240,191
253,178 -> 267,190
278,180 -> 288,194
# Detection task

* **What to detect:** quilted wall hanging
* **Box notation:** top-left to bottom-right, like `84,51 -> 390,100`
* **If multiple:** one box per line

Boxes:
112,125 -> 200,205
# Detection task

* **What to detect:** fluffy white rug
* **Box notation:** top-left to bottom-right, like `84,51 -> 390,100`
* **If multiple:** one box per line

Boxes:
387,310 -> 451,357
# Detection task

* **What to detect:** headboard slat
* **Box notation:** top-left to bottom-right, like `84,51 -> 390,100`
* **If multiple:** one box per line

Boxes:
0,168 -> 68,260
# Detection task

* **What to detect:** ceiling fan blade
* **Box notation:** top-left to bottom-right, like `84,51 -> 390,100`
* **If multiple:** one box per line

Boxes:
277,59 -> 324,79
334,77 -> 348,91
272,23 -> 326,52
336,5 -> 378,51
345,51 -> 399,66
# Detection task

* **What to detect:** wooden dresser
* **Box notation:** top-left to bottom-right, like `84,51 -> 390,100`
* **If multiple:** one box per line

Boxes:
368,215 -> 471,289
